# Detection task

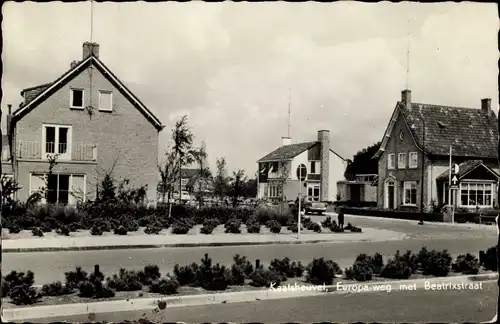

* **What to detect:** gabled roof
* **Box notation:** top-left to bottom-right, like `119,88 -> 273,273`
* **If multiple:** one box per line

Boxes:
375,101 -> 498,159
13,55 -> 164,131
436,160 -> 499,181
180,168 -> 199,179
257,141 -> 318,163
257,141 -> 345,163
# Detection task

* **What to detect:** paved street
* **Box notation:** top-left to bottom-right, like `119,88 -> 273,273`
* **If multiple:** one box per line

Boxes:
4,235 -> 496,285
20,280 -> 498,323
4,216 -> 497,285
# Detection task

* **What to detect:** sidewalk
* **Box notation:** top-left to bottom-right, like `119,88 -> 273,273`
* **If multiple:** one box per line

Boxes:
2,227 -> 408,253
325,212 -> 498,231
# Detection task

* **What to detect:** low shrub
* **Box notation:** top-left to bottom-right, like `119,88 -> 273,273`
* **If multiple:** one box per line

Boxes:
174,263 -> 199,286
195,254 -> 232,291
113,225 -> 128,235
266,220 -> 281,234
9,284 -> 41,305
41,281 -> 73,296
57,225 -> 71,236
250,267 -> 283,288
301,217 -> 312,228
68,223 -> 79,232
329,224 -> 344,232
224,219 -> 241,234
32,227 -> 44,237
380,253 -> 412,280
287,222 -> 303,233
138,265 -> 162,286
150,276 -> 180,295
171,220 -> 191,235
480,246 -> 498,271
421,249 -> 452,277
144,225 -> 162,235
255,207 -> 279,225
65,267 -> 89,290
3,270 -> 35,298
308,222 -> 322,233
306,258 -> 341,285
78,279 -> 115,299
345,222 -> 362,232
353,253 -> 384,275
269,257 -> 305,279
452,253 -> 480,275
321,217 -> 334,228
344,261 -> 373,282
200,223 -> 215,234
106,269 -> 143,291
398,250 -> 419,273
90,225 -> 104,236
246,223 -> 261,233
231,254 -> 254,285
9,225 -> 21,234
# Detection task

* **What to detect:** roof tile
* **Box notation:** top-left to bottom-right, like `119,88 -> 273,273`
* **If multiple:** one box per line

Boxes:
258,141 -> 318,162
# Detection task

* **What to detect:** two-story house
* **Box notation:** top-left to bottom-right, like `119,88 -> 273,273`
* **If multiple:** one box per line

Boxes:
3,42 -> 164,204
257,130 -> 347,202
374,89 -> 499,210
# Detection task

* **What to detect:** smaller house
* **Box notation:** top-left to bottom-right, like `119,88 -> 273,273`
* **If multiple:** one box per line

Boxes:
173,168 -> 213,194
257,130 -> 347,202
337,174 -> 378,203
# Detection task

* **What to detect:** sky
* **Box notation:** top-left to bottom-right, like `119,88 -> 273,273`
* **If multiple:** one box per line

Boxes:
2,2 -> 498,177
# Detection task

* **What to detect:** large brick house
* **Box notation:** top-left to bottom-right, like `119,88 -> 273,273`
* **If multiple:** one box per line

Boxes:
374,89 -> 499,211
3,42 -> 164,204
257,130 -> 347,202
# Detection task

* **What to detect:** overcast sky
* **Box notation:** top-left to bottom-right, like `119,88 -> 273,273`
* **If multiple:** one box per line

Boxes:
2,2 -> 498,176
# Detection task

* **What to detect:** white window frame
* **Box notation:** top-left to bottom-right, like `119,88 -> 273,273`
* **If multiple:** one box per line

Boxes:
403,181 -> 418,206
29,173 -> 86,205
98,90 -> 113,112
398,153 -> 407,169
42,124 -> 72,160
409,152 -> 418,169
387,153 -> 396,170
459,182 -> 494,208
70,88 -> 84,109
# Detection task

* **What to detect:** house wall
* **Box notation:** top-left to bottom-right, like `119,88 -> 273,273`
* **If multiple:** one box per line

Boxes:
2,162 -> 13,175
290,151 -> 309,180
377,108 -> 431,209
328,151 -> 346,202
14,65 -> 160,203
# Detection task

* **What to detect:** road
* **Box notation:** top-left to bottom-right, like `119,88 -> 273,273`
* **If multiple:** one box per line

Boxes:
21,280 -> 499,323
3,215 -> 496,285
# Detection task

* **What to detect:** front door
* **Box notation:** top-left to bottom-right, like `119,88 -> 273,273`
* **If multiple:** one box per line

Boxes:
386,180 -> 395,209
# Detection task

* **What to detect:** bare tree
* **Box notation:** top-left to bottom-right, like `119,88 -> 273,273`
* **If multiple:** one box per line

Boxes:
172,115 -> 194,203
157,148 -> 179,217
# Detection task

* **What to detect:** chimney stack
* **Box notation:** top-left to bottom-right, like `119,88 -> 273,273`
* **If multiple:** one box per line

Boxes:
402,89 -> 411,110
83,42 -> 100,59
481,98 -> 491,114
318,130 -> 330,201
281,137 -> 291,146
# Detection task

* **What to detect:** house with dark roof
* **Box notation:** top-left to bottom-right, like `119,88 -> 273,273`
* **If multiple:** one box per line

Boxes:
373,89 -> 499,211
3,42 -> 164,204
257,130 -> 347,202
172,168 -> 213,194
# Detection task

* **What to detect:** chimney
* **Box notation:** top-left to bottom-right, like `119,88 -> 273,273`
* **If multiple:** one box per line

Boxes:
6,104 -> 12,135
401,89 -> 411,110
281,137 -> 291,146
83,42 -> 100,59
70,60 -> 78,69
481,98 -> 491,114
318,130 -> 330,201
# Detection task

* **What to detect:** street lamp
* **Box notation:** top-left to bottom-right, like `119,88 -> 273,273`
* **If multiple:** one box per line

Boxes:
412,116 -> 425,225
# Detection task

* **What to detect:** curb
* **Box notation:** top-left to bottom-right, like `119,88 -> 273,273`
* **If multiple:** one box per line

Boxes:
3,273 -> 497,321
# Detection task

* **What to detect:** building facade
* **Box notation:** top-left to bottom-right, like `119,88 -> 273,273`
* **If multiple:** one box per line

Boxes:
337,174 -> 378,203
3,42 -> 164,204
374,89 -> 499,211
257,130 -> 347,202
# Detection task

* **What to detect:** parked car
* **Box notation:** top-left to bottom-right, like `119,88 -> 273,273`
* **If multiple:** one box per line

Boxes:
301,196 -> 327,215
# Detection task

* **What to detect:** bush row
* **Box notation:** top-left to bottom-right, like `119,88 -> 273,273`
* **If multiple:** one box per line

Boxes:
2,247 -> 488,305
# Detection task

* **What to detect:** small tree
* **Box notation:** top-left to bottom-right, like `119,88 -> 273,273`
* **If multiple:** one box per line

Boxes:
213,157 -> 229,203
96,174 -> 116,203
274,161 -> 291,204
28,154 -> 59,204
189,142 -> 208,208
172,116 -> 195,203
243,177 -> 257,199
228,170 -> 246,207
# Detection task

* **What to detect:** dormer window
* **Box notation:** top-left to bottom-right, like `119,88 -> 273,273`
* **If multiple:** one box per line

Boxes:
70,89 -> 84,109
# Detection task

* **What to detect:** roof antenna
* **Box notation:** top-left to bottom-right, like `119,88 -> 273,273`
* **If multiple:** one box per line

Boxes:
90,0 -> 94,43
405,18 -> 411,90
287,87 -> 291,138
